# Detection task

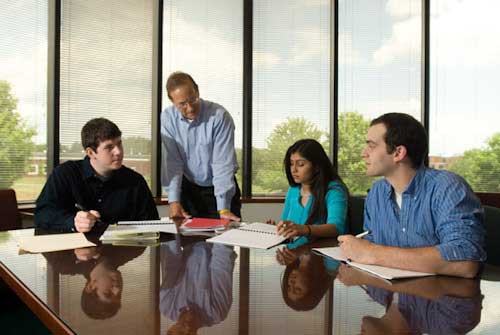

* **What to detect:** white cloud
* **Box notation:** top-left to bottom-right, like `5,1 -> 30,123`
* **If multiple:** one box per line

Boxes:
375,0 -> 500,68
372,15 -> 420,66
431,0 -> 500,67
288,27 -> 329,66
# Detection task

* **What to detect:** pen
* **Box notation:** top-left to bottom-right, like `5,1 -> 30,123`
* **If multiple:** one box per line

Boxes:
75,203 -> 103,225
355,230 -> 371,239
346,230 -> 371,263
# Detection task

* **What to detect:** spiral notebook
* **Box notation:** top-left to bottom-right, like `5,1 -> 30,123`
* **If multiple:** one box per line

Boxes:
117,218 -> 173,225
206,222 -> 287,249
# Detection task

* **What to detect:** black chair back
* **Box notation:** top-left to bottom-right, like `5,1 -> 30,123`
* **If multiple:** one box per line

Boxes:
347,196 -> 365,235
483,205 -> 500,265
0,189 -> 22,231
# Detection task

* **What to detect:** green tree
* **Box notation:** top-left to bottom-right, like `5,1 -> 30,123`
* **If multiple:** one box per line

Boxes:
449,133 -> 500,192
252,113 -> 373,195
0,80 -> 36,188
337,112 -> 374,194
253,117 -> 329,194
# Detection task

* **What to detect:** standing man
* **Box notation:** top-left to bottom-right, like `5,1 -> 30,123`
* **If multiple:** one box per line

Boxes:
338,113 -> 485,278
35,118 -> 159,232
161,71 -> 241,221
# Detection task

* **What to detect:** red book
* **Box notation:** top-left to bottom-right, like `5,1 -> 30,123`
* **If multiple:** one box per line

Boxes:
182,217 -> 231,231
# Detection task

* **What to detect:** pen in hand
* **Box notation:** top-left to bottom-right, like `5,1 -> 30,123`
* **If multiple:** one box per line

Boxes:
345,230 -> 371,263
355,230 -> 370,239
74,203 -> 103,225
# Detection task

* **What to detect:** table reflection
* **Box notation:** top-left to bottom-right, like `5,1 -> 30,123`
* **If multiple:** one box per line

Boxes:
43,244 -> 145,319
337,264 -> 482,335
160,240 -> 236,335
276,245 -> 338,311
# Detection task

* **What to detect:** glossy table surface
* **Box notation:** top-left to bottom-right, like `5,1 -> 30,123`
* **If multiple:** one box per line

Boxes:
1,228 -> 500,335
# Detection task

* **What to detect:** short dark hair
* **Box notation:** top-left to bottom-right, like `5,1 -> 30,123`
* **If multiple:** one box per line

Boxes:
166,71 -> 199,100
370,113 -> 428,168
81,284 -> 121,320
81,118 -> 121,152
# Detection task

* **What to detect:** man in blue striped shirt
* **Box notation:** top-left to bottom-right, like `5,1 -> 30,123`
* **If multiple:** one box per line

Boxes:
338,113 -> 485,278
161,72 -> 241,222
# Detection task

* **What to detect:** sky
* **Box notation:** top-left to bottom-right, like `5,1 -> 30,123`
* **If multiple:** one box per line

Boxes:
1,0 -> 499,157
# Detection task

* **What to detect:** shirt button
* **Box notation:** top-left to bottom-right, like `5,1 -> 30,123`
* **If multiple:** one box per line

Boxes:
402,227 -> 406,232
98,198 -> 102,203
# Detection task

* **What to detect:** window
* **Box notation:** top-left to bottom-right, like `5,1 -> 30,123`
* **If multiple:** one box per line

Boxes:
59,0 -> 154,185
253,0 -> 331,195
337,0 -> 422,194
429,0 -> 500,192
161,0 -> 243,193
0,0 -> 48,201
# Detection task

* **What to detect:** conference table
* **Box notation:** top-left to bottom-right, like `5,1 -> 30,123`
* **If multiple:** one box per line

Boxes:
1,228 -> 500,335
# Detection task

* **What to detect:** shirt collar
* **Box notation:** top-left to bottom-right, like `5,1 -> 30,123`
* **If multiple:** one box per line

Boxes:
82,156 -> 119,181
403,165 -> 426,196
381,165 -> 426,199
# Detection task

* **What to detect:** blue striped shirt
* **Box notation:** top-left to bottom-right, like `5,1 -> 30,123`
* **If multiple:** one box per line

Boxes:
364,167 -> 486,262
161,99 -> 238,210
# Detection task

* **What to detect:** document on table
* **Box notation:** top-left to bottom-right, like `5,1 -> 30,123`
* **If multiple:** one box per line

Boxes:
206,222 -> 287,249
18,233 -> 96,253
313,246 -> 434,280
99,223 -> 177,241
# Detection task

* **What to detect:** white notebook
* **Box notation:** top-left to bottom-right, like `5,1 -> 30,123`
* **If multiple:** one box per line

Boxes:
206,222 -> 287,249
313,247 -> 434,280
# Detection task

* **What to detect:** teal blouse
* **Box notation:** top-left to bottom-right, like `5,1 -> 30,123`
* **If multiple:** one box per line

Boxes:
280,180 -> 348,235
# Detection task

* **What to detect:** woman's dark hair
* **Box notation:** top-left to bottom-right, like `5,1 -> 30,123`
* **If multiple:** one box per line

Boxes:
283,139 -> 347,226
281,253 -> 334,311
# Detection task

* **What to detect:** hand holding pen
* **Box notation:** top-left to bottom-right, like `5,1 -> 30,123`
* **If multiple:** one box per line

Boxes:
74,203 -> 102,233
337,230 -> 373,264
276,220 -> 305,239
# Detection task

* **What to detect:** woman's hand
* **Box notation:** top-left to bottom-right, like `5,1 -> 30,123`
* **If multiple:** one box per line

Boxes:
276,247 -> 299,265
276,220 -> 307,238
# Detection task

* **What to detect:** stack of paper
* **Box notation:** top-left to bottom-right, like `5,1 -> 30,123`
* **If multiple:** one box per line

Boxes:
19,233 -> 96,253
99,222 -> 177,242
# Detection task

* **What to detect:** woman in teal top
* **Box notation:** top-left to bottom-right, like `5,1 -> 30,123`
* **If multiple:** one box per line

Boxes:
276,139 -> 348,239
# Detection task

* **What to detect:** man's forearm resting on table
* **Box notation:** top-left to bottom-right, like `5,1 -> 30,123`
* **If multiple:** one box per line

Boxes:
368,244 -> 479,278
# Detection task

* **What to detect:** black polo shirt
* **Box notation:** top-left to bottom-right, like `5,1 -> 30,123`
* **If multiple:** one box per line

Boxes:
35,157 -> 159,232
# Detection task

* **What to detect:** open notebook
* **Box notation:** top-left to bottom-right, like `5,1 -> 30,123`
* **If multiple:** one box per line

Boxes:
313,247 -> 434,280
206,222 -> 287,249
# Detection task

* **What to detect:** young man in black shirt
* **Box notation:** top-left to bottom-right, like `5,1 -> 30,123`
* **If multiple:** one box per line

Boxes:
35,118 -> 159,232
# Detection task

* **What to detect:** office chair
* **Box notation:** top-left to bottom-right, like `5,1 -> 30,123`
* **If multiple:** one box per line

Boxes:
483,205 -> 500,265
0,189 -> 23,231
348,196 -> 365,235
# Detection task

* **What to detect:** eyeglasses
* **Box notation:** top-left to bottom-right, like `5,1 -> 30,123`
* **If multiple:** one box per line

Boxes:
176,96 -> 199,109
